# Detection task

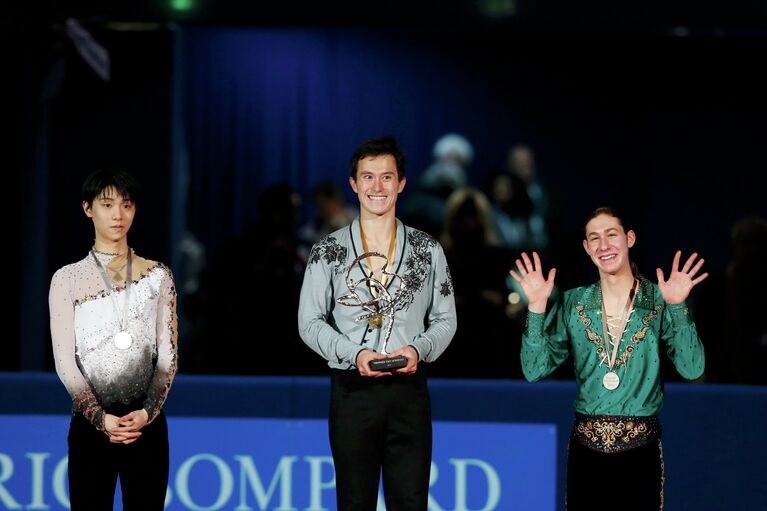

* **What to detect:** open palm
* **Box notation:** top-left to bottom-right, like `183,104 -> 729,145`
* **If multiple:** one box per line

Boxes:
657,250 -> 708,304
509,251 -> 556,312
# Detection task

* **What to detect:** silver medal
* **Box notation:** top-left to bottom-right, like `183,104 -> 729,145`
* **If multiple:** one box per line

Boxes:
603,371 -> 620,390
114,331 -> 133,350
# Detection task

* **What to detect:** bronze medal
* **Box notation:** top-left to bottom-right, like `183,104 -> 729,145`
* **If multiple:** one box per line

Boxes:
599,279 -> 638,392
603,371 -> 620,390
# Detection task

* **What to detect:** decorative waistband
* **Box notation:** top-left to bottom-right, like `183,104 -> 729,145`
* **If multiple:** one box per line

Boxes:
572,413 -> 661,454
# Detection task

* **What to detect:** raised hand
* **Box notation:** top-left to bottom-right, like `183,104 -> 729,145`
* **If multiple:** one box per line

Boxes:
509,251 -> 556,313
657,250 -> 708,304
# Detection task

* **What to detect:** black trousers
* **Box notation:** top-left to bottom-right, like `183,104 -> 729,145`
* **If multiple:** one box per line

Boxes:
329,369 -> 432,511
67,401 -> 169,511
567,435 -> 664,510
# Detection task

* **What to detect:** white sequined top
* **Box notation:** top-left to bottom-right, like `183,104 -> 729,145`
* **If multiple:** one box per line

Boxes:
49,250 -> 178,431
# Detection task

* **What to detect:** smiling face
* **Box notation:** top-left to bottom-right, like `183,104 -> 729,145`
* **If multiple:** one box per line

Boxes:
583,213 -> 635,275
83,187 -> 135,248
349,154 -> 406,220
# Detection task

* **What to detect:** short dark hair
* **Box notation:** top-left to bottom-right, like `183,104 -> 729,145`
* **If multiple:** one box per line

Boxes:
349,136 -> 407,180
81,168 -> 140,206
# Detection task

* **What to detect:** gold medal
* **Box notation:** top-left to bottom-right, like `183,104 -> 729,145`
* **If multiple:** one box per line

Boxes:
368,314 -> 384,329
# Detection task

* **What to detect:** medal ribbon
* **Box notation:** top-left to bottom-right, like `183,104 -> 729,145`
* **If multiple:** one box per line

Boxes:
359,221 -> 397,296
599,278 -> 638,372
91,248 -> 132,334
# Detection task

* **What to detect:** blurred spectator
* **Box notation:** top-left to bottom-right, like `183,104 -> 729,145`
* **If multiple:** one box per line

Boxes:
697,216 -> 767,384
422,133 -> 472,192
485,144 -> 550,252
184,183 -> 320,375
178,231 -> 206,296
430,188 -> 522,378
488,172 -> 547,251
176,231 -> 206,373
507,144 -> 549,219
298,180 -> 356,253
400,133 -> 473,237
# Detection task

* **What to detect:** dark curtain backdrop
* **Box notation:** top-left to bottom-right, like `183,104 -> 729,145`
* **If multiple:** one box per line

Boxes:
176,27 -> 523,253
175,28 -> 767,279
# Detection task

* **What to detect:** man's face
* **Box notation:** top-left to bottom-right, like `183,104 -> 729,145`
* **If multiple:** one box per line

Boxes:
349,154 -> 406,218
583,214 -> 635,275
83,187 -> 135,245
508,147 -> 535,182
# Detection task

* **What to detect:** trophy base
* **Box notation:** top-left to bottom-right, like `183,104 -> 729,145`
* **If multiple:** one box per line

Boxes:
369,356 -> 408,372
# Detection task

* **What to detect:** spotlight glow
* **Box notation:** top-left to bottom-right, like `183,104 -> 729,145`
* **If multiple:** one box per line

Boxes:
170,0 -> 194,12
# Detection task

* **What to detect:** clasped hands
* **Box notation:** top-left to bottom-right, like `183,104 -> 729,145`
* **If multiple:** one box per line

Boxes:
104,409 -> 149,445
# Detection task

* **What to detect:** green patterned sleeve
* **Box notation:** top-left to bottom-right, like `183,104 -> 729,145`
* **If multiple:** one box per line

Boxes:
520,298 -> 571,382
661,302 -> 705,380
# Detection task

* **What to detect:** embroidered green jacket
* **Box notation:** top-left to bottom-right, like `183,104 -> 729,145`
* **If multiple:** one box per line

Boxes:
521,276 -> 705,416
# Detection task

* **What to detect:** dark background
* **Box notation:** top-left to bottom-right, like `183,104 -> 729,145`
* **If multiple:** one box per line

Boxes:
7,0 -> 766,379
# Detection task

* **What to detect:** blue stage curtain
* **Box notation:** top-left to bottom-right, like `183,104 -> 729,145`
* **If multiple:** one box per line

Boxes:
172,27 -> 522,252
